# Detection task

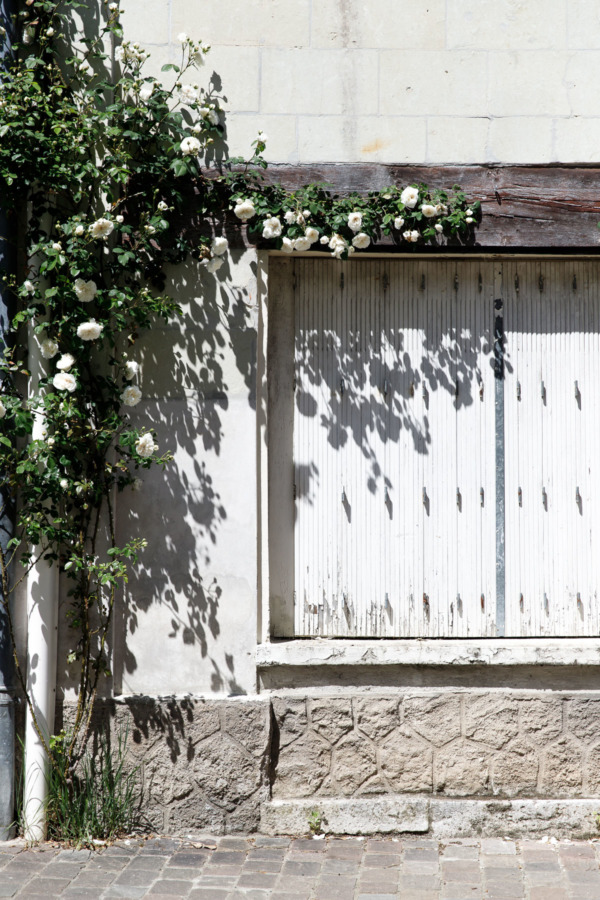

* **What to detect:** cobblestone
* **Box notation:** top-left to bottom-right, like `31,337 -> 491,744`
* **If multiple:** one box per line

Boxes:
0,835 -> 599,897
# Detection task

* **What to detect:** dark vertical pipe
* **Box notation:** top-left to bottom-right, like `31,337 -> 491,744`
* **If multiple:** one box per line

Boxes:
0,0 -> 15,840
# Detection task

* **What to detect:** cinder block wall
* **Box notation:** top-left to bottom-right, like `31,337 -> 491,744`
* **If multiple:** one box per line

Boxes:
123,0 -> 600,164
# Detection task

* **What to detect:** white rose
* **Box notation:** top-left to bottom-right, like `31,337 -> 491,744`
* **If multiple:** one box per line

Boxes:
121,385 -> 142,407
52,242 -> 62,251
466,209 -> 473,216
0,400 -> 5,419
89,218 -> 114,240
329,234 -> 348,259
23,280 -> 35,293
73,278 -> 97,303
74,225 -> 85,236
115,214 -> 124,223
436,203 -> 448,215
177,32 -> 188,43
435,223 -> 444,233
347,211 -> 362,233
303,209 -> 310,218
305,227 -> 319,244
40,338 -> 59,359
211,236 -> 228,256
421,204 -> 437,218
124,360 -> 139,380
46,27 -> 54,36
208,110 -> 219,126
135,432 -> 157,458
179,84 -> 199,105
393,216 -> 405,230
60,478 -> 69,490
157,201 -> 168,211
401,186 -> 419,209
139,82 -> 155,102
53,373 -> 77,392
293,236 -> 311,252
205,257 -> 224,274
77,320 -> 103,341
466,216 -> 474,224
233,199 -> 255,222
262,217 -> 282,239
284,210 -> 296,225
281,237 -> 294,253
320,235 -> 329,245
352,232 -> 371,249
180,136 -> 201,156
56,353 -> 75,371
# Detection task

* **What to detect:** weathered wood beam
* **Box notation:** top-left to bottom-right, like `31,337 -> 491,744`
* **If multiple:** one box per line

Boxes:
187,165 -> 600,251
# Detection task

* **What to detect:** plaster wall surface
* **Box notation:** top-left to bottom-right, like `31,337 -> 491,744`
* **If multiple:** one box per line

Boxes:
120,0 -> 600,165
56,251 -> 260,699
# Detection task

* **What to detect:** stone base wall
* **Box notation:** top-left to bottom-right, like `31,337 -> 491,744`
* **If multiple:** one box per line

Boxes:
57,689 -> 600,835
271,691 -> 600,800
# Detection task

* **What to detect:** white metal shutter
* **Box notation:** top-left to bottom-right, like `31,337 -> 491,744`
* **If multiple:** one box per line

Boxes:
293,258 -> 497,637
503,260 -> 600,636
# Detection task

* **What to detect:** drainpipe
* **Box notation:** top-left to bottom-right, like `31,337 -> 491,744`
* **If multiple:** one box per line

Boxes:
0,0 -> 15,842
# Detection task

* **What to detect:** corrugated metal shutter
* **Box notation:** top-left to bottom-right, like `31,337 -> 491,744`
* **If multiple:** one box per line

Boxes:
290,257 -> 600,638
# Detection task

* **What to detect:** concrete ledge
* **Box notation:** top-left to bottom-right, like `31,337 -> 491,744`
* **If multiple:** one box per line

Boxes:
257,639 -> 600,669
260,798 -> 429,836
261,797 -> 600,839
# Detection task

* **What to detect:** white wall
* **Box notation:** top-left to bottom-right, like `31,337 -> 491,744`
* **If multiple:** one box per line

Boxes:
122,0 -> 600,165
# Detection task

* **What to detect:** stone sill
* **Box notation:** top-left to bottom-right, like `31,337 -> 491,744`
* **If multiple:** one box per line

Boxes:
256,638 -> 600,669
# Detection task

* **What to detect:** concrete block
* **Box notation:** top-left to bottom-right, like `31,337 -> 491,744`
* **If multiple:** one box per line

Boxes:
541,736 -> 584,795
272,732 -> 331,798
519,698 -> 563,743
426,116 -> 489,165
261,49 -> 378,116
487,116 -> 554,163
379,728 -> 433,792
260,797 -> 430,835
553,116 -> 600,163
204,46 -> 260,113
332,736 -> 378,796
565,698 -> 600,744
170,0 -> 311,48
430,799 -> 600,840
310,0 -> 445,49
354,697 -> 400,741
488,52 -> 571,117
464,695 -> 519,749
380,51 -> 488,118
296,115 -> 427,164
273,697 -> 309,748
447,0 -> 567,50
567,0 -> 600,48
223,113 -> 298,163
120,0 -> 170,48
434,739 -> 493,796
403,693 -> 462,747
565,52 -> 600,116
490,740 -> 539,797
309,698 -> 353,745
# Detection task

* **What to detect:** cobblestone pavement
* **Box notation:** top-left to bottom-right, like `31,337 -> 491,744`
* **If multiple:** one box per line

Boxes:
1,834 -> 600,899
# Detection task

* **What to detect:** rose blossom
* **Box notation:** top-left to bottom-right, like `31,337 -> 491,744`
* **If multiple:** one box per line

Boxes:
89,218 -> 114,239
262,217 -> 282,239
284,210 -> 296,225
40,338 -> 59,359
233,199 -> 256,222
293,236 -> 312,252
74,224 -> 85,236
124,360 -> 139,380
435,223 -> 444,233
73,278 -> 97,303
211,236 -> 228,256
56,353 -> 75,371
347,211 -> 363,233
121,386 -> 142,407
53,373 -> 77,392
180,136 -> 201,156
305,227 -> 319,244
352,232 -> 371,249
76,320 -> 103,341
281,237 -> 294,253
403,230 -> 420,243
23,280 -> 35,293
401,186 -> 419,209
394,216 -> 405,230
135,432 -> 157,458
421,204 -> 437,218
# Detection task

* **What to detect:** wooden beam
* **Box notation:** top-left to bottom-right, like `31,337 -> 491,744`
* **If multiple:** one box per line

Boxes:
187,165 -> 600,251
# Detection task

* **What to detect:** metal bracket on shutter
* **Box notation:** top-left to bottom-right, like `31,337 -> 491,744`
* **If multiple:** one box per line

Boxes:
544,592 -> 549,614
423,593 -> 430,619
480,488 -> 485,507
539,273 -> 544,292
456,488 -> 462,511
541,381 -> 546,404
542,487 -> 548,510
575,381 -> 581,407
517,381 -> 521,401
576,487 -> 582,511
518,487 -> 522,507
